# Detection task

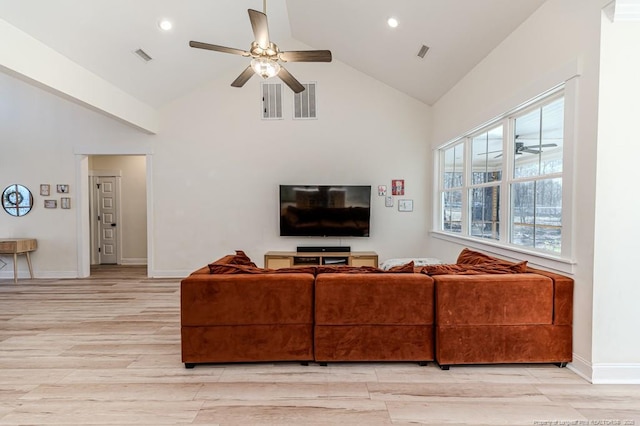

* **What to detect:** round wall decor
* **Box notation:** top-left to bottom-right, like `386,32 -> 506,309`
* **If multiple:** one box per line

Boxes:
2,184 -> 33,217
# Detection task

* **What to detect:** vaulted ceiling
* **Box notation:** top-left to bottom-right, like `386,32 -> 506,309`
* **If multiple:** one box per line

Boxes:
0,0 -> 546,125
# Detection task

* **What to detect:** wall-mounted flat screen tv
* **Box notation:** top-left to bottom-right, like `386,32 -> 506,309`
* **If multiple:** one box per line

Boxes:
279,185 -> 371,237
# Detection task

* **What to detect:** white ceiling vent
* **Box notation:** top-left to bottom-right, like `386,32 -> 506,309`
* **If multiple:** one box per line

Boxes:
133,48 -> 153,62
261,82 -> 283,120
293,83 -> 317,119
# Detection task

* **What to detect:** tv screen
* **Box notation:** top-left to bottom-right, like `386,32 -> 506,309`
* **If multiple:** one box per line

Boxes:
279,185 -> 371,237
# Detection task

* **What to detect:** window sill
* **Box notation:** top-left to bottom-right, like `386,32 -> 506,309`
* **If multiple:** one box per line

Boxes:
430,230 -> 576,275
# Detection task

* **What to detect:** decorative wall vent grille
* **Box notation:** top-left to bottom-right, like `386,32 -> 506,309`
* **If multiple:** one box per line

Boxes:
293,82 -> 317,119
261,82 -> 283,120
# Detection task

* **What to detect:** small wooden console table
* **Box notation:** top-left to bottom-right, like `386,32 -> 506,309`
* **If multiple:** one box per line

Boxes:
264,251 -> 378,269
0,238 -> 37,283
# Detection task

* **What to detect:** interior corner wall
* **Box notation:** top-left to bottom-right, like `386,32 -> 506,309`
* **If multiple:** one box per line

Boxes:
591,14 -> 640,383
153,56 -> 432,275
429,0 -> 610,381
89,155 -> 148,265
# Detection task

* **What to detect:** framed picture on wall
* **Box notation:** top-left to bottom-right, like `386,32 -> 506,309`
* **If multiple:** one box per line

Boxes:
392,179 -> 405,196
44,199 -> 57,209
398,199 -> 413,212
61,197 -> 71,209
40,184 -> 50,196
56,184 -> 69,193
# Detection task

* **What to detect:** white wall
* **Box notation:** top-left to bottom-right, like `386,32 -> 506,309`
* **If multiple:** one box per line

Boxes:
1,55 -> 431,278
89,155 -> 147,264
591,14 -> 640,383
429,0 -> 610,381
153,57 -> 431,273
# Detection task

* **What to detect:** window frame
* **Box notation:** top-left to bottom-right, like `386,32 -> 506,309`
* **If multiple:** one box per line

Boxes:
433,84 -> 576,272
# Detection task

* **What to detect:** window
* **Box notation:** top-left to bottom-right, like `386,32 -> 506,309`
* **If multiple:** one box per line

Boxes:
437,90 -> 565,255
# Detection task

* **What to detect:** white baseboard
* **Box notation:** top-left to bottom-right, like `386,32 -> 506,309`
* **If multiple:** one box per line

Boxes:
546,352 -> 640,385
149,269 -> 192,278
120,258 -> 147,265
0,270 -> 78,279
591,363 -> 640,384
567,352 -> 593,383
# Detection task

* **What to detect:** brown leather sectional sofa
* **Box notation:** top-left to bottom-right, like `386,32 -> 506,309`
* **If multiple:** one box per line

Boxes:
180,249 -> 573,369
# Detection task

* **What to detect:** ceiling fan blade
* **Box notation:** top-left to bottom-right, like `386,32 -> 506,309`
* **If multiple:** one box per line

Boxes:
539,143 -> 558,148
478,149 -> 503,155
522,148 -> 541,154
231,66 -> 255,88
189,41 -> 249,56
278,67 -> 305,93
280,50 -> 332,62
248,9 -> 270,49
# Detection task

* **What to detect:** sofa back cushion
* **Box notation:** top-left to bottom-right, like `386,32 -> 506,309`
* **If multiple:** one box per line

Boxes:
434,274 -> 554,326
181,273 -> 315,326
315,274 -> 434,325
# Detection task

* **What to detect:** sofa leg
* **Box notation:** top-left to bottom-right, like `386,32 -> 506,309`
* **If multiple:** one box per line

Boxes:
300,361 -> 309,366
184,363 -> 196,369
319,362 -> 328,367
555,362 -> 568,368
418,361 -> 428,367
437,363 -> 450,371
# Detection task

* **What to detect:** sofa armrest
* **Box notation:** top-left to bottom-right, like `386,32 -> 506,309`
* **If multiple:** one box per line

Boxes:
526,267 -> 574,326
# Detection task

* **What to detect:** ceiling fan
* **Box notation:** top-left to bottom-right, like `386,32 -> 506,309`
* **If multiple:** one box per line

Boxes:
189,5 -> 332,93
479,137 -> 559,158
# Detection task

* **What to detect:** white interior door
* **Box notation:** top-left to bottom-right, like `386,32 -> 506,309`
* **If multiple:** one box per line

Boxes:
97,177 -> 118,264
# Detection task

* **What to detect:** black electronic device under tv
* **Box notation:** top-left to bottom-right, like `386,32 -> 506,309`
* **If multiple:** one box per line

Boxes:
279,185 -> 371,237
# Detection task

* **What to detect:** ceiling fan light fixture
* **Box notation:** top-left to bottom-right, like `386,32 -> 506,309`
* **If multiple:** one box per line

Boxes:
251,57 -> 280,79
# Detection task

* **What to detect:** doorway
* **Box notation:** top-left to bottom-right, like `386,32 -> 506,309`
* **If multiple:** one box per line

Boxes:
90,175 -> 119,264
88,155 -> 148,269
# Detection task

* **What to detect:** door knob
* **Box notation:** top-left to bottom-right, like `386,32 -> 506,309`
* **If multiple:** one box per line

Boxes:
111,223 -> 117,227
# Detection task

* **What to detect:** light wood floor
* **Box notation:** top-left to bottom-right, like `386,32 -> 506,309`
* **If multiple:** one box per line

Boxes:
0,266 -> 639,425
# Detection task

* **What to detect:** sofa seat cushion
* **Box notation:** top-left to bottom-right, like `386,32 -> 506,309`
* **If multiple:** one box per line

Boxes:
434,274 -> 554,326
181,273 -> 314,326
315,273 -> 434,325
181,324 -> 313,363
435,324 -> 572,365
314,325 -> 434,362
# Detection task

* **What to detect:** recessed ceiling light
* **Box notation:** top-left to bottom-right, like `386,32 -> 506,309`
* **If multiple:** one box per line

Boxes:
158,19 -> 173,31
387,17 -> 399,28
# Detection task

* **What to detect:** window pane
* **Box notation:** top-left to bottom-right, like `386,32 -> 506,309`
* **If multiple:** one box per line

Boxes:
534,178 -> 562,253
540,98 -> 564,175
511,179 -> 562,252
443,143 -> 463,189
442,190 -> 462,233
514,97 -> 564,178
472,126 -> 503,184
511,181 -> 535,247
470,185 -> 500,240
